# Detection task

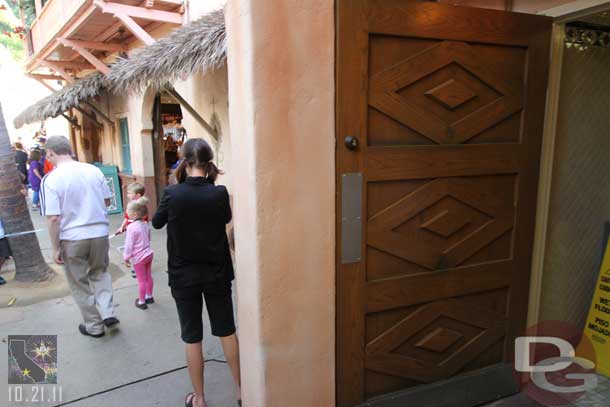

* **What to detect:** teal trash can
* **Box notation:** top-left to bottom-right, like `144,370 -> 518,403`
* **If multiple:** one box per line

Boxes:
94,163 -> 123,215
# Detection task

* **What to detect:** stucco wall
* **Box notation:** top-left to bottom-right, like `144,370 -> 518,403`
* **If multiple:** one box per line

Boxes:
226,0 -> 335,405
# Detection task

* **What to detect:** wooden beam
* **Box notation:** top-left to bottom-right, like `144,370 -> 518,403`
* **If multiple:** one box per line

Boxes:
153,0 -> 184,7
112,11 -> 155,45
527,23 -> 565,327
95,0 -> 161,44
82,101 -> 115,127
94,0 -> 183,24
146,0 -> 185,12
29,77 -> 59,92
98,20 -> 126,42
34,0 -> 43,16
65,0 -> 154,62
165,87 -> 218,140
58,38 -> 110,74
75,106 -> 104,128
58,38 -> 128,52
41,61 -> 75,83
61,113 -> 79,127
27,73 -> 65,81
27,4 -> 99,73
43,60 -> 94,70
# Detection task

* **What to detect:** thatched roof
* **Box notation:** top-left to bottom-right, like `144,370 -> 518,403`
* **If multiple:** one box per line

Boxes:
107,9 -> 226,93
13,72 -> 109,128
13,9 -> 225,128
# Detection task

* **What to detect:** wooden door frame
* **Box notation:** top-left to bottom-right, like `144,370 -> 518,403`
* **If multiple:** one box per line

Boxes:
527,0 -> 610,327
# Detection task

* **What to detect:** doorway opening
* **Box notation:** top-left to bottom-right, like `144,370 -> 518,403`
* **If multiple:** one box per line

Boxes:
151,92 -> 189,201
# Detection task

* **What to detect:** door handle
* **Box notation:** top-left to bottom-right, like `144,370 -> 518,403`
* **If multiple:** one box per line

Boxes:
345,136 -> 359,151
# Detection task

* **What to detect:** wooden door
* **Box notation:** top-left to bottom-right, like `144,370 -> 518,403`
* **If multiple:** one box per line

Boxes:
336,1 -> 551,406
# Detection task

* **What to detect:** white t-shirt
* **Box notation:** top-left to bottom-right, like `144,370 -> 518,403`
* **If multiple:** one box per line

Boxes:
41,160 -> 113,241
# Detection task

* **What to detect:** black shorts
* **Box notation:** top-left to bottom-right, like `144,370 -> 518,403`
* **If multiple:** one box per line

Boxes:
171,279 -> 236,343
0,238 -> 11,259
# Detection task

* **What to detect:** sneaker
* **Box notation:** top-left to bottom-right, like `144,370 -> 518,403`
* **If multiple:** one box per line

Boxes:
135,299 -> 148,310
78,324 -> 104,338
103,317 -> 120,328
145,297 -> 155,304
0,276 -> 5,285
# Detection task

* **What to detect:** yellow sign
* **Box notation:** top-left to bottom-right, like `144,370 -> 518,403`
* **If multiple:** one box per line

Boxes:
582,238 -> 610,377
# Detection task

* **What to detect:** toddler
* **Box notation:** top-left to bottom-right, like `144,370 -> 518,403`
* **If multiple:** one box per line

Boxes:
117,182 -> 147,234
123,197 -> 154,309
117,183 -> 147,278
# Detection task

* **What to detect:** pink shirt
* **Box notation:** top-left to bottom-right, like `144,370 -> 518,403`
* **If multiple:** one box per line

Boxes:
123,220 -> 154,265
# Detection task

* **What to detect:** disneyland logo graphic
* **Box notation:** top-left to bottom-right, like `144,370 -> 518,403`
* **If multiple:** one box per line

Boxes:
513,321 -> 598,406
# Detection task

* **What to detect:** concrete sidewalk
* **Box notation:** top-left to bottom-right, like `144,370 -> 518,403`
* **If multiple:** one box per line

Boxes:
0,213 -> 238,406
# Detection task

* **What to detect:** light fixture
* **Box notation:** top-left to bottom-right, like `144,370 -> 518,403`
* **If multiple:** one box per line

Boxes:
565,27 -> 580,43
582,30 -> 598,45
565,24 -> 610,50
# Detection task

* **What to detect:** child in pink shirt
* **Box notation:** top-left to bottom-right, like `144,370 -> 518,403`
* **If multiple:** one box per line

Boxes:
123,197 -> 154,310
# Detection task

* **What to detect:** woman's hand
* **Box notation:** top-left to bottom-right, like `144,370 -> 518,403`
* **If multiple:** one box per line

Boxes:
124,260 -> 131,268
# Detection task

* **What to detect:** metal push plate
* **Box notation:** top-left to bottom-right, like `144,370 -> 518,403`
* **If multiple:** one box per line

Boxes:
341,173 -> 363,264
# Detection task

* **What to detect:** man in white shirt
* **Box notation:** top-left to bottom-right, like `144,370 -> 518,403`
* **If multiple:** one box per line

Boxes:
41,136 -> 119,338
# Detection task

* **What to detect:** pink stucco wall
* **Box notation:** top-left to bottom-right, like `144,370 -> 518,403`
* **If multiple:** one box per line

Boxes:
225,0 -> 335,406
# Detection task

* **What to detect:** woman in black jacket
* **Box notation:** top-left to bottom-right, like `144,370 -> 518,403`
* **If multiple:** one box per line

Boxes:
152,138 -> 241,407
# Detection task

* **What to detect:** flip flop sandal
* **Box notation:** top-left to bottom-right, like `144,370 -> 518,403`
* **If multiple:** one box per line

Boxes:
185,393 -> 195,407
185,393 -> 207,407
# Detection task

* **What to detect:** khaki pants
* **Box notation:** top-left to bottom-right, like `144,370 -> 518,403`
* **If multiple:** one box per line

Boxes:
61,236 -> 116,335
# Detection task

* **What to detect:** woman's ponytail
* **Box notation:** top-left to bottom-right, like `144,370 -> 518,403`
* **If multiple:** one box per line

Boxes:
205,161 -> 222,183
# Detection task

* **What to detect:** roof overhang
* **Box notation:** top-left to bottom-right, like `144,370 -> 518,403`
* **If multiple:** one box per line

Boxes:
14,10 -> 226,129
106,9 -> 226,92
13,72 -> 108,128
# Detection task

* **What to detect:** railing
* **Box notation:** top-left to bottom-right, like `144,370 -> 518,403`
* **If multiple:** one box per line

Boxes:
28,0 -> 88,57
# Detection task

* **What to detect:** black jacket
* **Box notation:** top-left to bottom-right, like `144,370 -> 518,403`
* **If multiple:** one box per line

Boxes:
15,150 -> 28,183
152,177 -> 234,288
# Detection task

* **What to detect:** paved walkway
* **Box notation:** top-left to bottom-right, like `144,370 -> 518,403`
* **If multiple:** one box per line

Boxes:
2,212 -> 609,407
0,213 -> 238,406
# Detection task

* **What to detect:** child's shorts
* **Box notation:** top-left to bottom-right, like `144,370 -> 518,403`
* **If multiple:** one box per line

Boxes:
171,279 -> 236,343
0,238 -> 11,259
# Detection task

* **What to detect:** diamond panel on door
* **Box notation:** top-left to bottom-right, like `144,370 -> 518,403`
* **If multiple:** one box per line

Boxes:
367,175 -> 516,276
365,300 -> 506,383
368,39 -> 526,146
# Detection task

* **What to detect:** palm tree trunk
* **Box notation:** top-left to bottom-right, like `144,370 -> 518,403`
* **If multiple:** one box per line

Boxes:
0,101 -> 53,281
